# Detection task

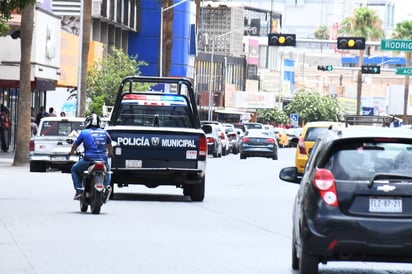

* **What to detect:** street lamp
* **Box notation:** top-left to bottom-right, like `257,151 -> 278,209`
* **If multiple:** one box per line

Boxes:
207,29 -> 242,121
159,0 -> 190,77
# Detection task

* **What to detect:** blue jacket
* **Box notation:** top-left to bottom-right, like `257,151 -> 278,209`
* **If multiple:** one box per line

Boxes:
74,127 -> 112,161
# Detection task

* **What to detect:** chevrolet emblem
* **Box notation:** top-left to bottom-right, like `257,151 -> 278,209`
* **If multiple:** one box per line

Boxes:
377,185 -> 396,192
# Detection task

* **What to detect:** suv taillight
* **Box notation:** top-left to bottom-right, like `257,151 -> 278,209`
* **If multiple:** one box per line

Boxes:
29,140 -> 35,151
313,168 -> 338,207
298,137 -> 307,154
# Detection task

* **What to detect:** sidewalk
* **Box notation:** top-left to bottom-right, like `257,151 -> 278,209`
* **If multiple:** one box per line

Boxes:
0,150 -> 15,165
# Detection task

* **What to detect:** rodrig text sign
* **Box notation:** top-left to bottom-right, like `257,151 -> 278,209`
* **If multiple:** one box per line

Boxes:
381,39 -> 412,51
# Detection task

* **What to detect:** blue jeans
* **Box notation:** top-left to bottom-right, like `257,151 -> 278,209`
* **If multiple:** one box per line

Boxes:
71,158 -> 111,191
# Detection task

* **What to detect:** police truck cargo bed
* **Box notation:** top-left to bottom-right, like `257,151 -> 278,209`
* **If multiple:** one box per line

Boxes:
106,76 -> 207,201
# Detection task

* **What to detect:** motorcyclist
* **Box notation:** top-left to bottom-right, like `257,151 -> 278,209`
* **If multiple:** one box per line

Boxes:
70,113 -> 113,200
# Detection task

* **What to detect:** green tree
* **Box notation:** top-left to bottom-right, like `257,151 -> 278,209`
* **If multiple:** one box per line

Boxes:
257,108 -> 289,125
339,7 -> 385,115
86,46 -> 147,115
284,88 -> 342,124
392,20 -> 412,123
0,0 -> 35,166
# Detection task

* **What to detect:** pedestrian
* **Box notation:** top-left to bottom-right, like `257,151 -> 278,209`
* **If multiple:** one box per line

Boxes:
60,111 -> 66,117
48,107 -> 57,117
31,117 -> 38,136
0,104 -> 10,152
35,106 -> 49,125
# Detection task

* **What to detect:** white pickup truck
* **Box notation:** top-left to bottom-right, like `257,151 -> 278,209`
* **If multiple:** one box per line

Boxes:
29,116 -> 85,173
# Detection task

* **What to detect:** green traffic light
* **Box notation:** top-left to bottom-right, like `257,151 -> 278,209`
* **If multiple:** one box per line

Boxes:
326,65 -> 333,71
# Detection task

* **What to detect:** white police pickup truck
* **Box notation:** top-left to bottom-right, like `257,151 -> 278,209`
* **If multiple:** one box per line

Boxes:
106,76 -> 207,201
29,116 -> 84,173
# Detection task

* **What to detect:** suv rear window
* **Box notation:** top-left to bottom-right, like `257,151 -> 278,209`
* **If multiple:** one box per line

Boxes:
40,121 -> 84,136
325,141 -> 412,180
201,125 -> 213,134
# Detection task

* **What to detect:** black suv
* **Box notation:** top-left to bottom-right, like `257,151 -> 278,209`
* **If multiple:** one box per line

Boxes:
280,126 -> 412,274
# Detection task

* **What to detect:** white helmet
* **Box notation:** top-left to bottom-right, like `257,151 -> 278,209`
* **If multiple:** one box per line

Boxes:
85,113 -> 101,128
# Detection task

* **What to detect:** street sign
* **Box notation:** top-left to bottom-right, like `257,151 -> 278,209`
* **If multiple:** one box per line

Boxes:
290,113 -> 299,125
381,39 -> 412,51
396,67 -> 412,75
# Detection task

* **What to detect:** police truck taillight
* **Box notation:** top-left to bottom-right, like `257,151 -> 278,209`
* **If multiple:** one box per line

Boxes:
198,136 -> 207,157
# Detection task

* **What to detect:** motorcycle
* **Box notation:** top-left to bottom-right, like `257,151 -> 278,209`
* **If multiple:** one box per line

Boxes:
79,158 -> 112,214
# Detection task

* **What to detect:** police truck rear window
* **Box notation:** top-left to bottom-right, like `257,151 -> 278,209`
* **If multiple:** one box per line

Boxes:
116,94 -> 192,128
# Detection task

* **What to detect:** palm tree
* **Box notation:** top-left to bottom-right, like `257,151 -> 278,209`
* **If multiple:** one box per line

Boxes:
392,20 -> 412,123
314,25 -> 330,53
339,7 -> 385,115
0,0 -> 35,165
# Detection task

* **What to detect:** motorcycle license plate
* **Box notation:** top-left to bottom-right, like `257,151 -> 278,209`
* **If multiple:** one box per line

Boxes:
369,197 -> 402,213
126,160 -> 142,168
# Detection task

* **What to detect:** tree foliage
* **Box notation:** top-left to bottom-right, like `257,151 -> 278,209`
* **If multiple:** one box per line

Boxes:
257,108 -> 289,125
0,0 -> 35,35
314,25 -> 330,40
338,7 -> 384,39
283,88 -> 342,124
86,46 -> 147,115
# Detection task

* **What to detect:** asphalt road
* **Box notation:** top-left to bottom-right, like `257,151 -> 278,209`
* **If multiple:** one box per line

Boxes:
1,149 -> 412,274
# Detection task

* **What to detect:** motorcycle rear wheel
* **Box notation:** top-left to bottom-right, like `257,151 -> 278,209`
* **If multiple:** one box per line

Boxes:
80,197 -> 88,212
90,189 -> 103,214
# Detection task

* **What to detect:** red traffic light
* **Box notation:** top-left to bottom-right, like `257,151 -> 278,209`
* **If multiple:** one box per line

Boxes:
337,37 -> 365,50
268,33 -> 296,47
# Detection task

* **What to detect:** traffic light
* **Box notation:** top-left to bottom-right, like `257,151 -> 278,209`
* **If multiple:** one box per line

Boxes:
268,33 -> 296,47
337,37 -> 365,50
361,65 -> 380,74
317,65 -> 333,71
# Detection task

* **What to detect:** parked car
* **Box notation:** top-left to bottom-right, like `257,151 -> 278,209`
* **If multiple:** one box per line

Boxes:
201,120 -> 229,155
280,126 -> 412,274
285,127 -> 302,148
240,122 -> 264,132
295,121 -> 344,174
222,123 -> 239,154
273,127 -> 289,148
239,129 -> 278,160
29,116 -> 85,173
201,124 -> 222,158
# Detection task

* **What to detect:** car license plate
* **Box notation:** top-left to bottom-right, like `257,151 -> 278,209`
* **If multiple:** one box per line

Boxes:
53,156 -> 67,161
369,197 -> 402,213
125,159 -> 142,168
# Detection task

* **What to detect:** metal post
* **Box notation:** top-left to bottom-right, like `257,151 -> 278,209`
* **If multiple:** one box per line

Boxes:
207,28 -> 242,121
76,0 -> 84,117
208,38 -> 215,121
160,6 -> 164,77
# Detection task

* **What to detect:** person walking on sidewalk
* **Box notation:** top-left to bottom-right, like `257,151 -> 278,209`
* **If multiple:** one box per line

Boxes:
0,105 -> 10,152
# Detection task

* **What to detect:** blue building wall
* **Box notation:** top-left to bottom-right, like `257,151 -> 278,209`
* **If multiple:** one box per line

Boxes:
128,0 -> 194,77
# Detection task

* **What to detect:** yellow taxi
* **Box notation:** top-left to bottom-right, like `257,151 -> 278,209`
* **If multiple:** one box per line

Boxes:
295,121 -> 344,174
273,127 -> 289,148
